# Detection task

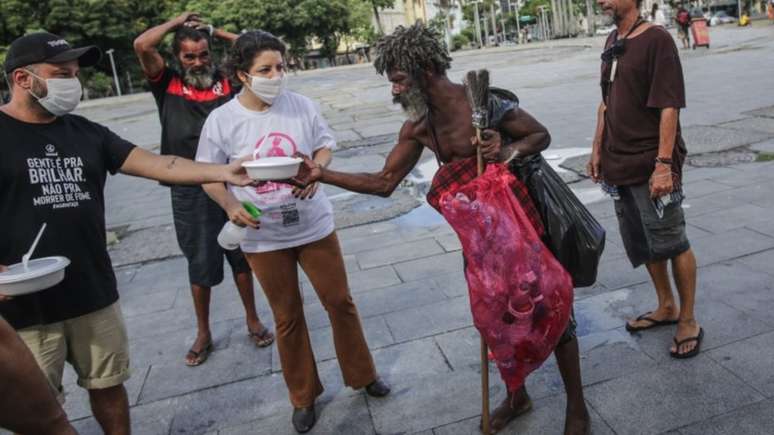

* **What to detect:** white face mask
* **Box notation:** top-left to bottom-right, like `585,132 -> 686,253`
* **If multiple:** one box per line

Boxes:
27,71 -> 83,116
246,73 -> 286,105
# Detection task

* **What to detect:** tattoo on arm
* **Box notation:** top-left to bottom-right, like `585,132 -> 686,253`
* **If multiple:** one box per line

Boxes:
167,157 -> 179,170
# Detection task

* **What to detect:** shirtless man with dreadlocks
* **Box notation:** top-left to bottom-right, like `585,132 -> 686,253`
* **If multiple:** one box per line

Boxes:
293,23 -> 591,435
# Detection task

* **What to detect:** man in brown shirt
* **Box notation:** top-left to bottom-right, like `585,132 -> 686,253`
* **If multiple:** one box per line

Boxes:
588,0 -> 702,358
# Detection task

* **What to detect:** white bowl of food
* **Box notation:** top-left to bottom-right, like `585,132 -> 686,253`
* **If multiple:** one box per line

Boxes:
242,157 -> 303,181
0,256 -> 70,296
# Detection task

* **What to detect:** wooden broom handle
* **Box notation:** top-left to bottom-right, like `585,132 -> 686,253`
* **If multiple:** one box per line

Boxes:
475,126 -> 490,434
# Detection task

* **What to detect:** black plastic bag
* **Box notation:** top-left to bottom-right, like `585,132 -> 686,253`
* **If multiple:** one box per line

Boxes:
510,154 -> 606,288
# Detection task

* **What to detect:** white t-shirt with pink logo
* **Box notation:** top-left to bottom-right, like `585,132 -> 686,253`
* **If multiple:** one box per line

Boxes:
196,91 -> 336,253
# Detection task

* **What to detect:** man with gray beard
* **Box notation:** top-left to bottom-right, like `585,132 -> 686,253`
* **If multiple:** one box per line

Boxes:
134,13 -> 274,367
293,23 -> 590,434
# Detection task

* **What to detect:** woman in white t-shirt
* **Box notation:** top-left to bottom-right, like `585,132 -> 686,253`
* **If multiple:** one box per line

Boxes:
196,31 -> 389,433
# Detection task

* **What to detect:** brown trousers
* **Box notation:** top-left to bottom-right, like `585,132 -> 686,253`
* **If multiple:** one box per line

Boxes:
245,232 -> 376,407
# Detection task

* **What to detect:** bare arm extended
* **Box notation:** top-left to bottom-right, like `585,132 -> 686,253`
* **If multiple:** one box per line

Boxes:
294,123 -> 425,197
119,147 -> 253,187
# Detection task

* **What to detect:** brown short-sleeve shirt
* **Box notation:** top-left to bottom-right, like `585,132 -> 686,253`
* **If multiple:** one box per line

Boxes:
600,26 -> 687,186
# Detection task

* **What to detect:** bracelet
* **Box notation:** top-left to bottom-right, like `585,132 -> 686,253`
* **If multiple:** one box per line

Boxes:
655,157 -> 673,165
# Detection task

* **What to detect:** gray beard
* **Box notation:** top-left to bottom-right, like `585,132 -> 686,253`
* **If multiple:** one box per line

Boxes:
182,65 -> 215,90
394,85 -> 429,122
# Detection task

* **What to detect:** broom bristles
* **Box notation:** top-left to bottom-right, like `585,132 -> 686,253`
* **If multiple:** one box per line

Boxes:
464,69 -> 490,129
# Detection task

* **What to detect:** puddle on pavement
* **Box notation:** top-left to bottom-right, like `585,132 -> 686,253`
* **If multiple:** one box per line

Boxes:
391,203 -> 446,228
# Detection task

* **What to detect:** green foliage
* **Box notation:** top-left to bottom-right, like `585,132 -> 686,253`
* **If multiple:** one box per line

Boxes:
0,0 -> 382,95
82,71 -> 114,98
452,33 -> 470,50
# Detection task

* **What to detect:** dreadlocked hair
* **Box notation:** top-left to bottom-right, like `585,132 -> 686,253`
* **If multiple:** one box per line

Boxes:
373,22 -> 452,78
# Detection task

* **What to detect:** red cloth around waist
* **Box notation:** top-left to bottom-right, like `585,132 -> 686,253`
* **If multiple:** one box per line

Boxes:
427,158 -> 544,236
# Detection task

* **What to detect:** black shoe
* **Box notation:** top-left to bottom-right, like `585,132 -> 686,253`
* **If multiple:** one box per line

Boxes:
365,378 -> 391,397
292,405 -> 316,433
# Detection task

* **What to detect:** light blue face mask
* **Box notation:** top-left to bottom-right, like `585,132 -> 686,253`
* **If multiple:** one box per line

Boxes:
27,70 -> 83,116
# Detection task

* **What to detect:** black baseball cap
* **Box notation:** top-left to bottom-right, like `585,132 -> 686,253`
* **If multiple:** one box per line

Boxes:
4,32 -> 101,73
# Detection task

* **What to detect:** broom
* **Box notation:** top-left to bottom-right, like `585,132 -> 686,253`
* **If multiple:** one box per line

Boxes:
464,69 -> 491,435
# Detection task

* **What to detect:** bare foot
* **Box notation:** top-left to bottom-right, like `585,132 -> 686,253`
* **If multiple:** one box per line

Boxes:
485,387 -> 533,433
564,402 -> 591,435
626,306 -> 679,330
670,319 -> 702,355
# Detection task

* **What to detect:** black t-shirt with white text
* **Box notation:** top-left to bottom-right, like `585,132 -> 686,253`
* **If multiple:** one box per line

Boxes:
0,111 -> 135,329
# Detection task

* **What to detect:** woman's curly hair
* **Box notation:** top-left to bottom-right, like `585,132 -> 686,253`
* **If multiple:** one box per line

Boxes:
373,22 -> 452,78
226,30 -> 286,82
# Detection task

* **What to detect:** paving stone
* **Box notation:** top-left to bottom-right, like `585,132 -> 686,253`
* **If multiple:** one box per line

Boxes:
707,331 -> 774,398
370,338 -> 453,385
743,104 -> 774,119
689,228 -> 774,267
682,125 -> 772,154
682,178 -> 738,199
749,138 -> 774,154
123,305 -> 198,340
678,398 -> 774,435
385,296 -> 472,342
367,370 -> 487,434
338,231 -> 412,255
688,203 -> 770,234
431,268 -> 469,299
720,117 -> 774,135
118,285 -> 180,318
433,395 -> 614,435
167,374 -> 290,433
125,319 -> 238,370
356,238 -> 444,269
435,233 -> 462,252
219,395 -> 375,435
138,339 -> 272,403
585,356 -> 765,434
593,256 -> 651,292
736,247 -> 774,274
70,397 -> 177,435
393,251 -> 464,282
352,278 -> 448,319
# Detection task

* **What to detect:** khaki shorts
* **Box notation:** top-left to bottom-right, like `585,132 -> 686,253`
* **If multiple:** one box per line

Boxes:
17,302 -> 131,402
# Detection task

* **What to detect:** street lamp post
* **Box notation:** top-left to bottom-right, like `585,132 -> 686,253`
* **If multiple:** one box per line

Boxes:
105,49 -> 122,97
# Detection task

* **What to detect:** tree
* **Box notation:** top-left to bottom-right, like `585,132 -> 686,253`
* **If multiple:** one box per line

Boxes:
369,0 -> 395,34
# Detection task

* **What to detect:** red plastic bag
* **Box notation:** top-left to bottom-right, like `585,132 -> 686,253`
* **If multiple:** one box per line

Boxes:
434,162 -> 573,392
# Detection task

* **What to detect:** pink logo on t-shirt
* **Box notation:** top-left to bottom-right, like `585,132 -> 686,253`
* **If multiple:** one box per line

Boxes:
254,132 -> 298,158
253,132 -> 299,194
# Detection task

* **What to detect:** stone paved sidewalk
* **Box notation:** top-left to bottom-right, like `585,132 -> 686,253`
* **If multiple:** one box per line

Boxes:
60,157 -> 774,435
6,24 -> 772,435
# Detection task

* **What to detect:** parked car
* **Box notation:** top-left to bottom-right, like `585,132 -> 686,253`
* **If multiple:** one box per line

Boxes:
710,11 -> 737,26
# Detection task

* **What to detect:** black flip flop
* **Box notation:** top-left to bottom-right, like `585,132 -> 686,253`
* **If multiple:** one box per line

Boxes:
185,342 -> 213,367
670,328 -> 704,359
625,312 -> 679,332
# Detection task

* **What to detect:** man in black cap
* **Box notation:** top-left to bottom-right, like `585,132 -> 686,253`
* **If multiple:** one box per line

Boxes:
0,32 -> 254,433
134,12 -> 273,367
